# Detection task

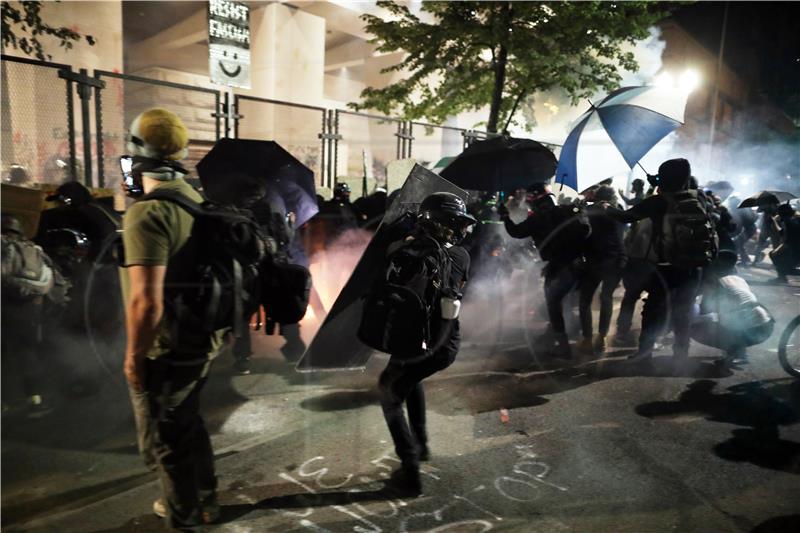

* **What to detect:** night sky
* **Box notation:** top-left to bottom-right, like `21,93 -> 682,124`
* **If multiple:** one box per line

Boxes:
672,1 -> 800,122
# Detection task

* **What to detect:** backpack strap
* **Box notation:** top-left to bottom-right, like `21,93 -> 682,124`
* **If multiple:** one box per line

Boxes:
135,188 -> 246,337
137,188 -> 206,216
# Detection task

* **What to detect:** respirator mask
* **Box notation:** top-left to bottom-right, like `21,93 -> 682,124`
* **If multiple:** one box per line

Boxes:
119,155 -> 188,198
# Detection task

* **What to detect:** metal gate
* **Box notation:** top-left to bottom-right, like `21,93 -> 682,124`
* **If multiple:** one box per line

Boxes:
2,56 -> 514,197
1,55 -> 78,186
234,94 -> 330,188
334,110 -> 411,193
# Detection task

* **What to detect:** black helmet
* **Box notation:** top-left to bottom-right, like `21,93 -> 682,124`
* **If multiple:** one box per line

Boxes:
417,192 -> 477,244
46,180 -> 94,206
333,182 -> 351,200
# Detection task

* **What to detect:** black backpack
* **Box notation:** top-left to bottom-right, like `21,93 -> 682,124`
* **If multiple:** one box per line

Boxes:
136,190 -> 267,338
358,234 -> 451,359
659,190 -> 718,267
259,260 -> 312,327
533,204 -> 592,263
1,234 -> 55,301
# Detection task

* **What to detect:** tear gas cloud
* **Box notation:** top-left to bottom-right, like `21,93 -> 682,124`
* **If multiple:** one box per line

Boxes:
298,228 -> 374,341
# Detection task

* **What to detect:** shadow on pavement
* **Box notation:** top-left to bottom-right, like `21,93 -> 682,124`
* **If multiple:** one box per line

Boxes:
296,351 -> 735,418
300,389 -> 379,411
637,379 -> 800,475
88,485 -> 398,533
1,471 -> 155,528
749,514 -> 800,533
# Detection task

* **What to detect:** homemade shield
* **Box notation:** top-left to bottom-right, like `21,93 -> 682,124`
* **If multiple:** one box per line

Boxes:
296,164 -> 469,371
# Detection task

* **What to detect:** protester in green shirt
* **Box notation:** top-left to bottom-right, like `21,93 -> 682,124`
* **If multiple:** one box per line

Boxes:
121,108 -> 221,529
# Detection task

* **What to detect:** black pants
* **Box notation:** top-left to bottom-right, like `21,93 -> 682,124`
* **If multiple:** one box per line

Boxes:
129,358 -> 217,531
543,262 -> 580,335
379,339 -> 458,467
1,300 -> 43,402
579,260 -> 623,338
639,265 -> 701,355
616,259 -> 656,335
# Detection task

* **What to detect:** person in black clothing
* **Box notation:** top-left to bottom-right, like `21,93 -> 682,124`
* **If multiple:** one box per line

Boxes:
754,204 -> 781,263
725,194 -> 758,265
318,182 -> 360,242
619,178 -> 645,207
231,188 -> 301,373
353,186 -> 388,231
378,192 -> 475,495
36,181 -> 123,361
577,185 -> 626,355
610,158 -> 705,361
770,202 -> 800,282
709,193 -> 737,253
37,181 -> 121,262
499,183 -> 587,358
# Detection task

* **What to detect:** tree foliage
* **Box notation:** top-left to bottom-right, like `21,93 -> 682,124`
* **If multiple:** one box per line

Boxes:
353,1 -> 671,132
1,1 -> 95,61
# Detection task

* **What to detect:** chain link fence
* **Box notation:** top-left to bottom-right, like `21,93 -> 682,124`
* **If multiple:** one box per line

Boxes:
335,110 -> 407,192
2,56 -> 511,199
1,56 -> 76,188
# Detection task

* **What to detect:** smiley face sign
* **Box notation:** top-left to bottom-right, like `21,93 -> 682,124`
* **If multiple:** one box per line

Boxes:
208,0 -> 251,89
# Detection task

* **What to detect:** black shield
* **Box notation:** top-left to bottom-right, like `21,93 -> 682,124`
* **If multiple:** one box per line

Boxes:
296,164 -> 469,371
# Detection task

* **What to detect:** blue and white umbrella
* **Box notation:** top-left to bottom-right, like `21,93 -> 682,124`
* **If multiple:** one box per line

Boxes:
555,85 -> 690,192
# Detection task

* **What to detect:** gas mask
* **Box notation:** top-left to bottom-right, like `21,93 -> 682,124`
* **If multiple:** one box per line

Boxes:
119,155 -> 188,198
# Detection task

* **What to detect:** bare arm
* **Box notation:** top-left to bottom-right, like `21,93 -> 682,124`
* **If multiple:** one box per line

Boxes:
124,264 -> 166,391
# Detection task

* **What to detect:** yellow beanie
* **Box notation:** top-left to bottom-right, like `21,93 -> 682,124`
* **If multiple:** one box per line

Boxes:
128,108 -> 189,161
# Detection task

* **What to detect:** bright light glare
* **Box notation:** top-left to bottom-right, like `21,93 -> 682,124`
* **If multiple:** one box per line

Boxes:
679,69 -> 700,92
654,71 -> 674,88
739,175 -> 752,186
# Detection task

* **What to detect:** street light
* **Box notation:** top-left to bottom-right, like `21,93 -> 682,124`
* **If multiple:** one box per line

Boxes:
653,69 -> 701,93
679,69 -> 700,92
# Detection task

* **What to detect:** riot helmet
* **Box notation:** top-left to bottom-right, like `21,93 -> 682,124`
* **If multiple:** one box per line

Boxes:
333,182 -> 351,202
417,192 -> 477,245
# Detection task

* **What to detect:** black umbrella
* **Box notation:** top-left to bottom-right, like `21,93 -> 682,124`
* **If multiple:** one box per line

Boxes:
440,136 -> 557,192
737,190 -> 796,209
197,138 -> 318,228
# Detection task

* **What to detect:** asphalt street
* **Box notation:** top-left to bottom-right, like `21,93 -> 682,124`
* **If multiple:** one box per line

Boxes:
2,263 -> 799,533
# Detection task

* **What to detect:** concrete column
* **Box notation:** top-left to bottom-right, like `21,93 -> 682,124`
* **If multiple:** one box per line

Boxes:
237,3 -> 326,178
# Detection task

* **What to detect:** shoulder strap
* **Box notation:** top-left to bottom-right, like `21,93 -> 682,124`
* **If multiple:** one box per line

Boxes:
138,189 -> 205,218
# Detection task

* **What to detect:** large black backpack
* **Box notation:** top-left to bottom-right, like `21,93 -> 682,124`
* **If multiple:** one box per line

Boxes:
358,235 -> 451,359
137,190 -> 267,337
659,190 -> 718,267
